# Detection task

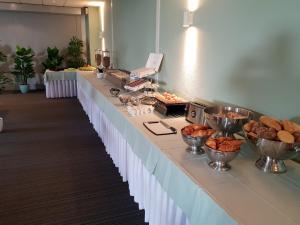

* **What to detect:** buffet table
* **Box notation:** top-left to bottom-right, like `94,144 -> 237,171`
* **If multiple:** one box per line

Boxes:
77,72 -> 300,225
44,70 -> 95,98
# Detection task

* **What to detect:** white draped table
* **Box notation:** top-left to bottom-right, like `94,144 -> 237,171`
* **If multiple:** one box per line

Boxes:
77,73 -> 300,225
44,70 -> 95,98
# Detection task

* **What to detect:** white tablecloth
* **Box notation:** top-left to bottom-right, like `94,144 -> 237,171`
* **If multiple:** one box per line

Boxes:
76,73 -> 300,225
78,85 -> 190,225
44,71 -> 96,99
45,80 -> 77,98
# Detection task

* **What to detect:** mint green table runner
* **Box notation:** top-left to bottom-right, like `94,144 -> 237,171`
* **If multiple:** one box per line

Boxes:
77,73 -> 300,225
44,70 -> 77,82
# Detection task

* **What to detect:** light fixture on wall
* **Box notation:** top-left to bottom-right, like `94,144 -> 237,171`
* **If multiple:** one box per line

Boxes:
183,10 -> 193,28
99,31 -> 104,39
88,1 -> 105,7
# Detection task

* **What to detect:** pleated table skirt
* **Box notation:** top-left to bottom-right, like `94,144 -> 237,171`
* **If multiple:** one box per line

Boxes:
77,85 -> 191,225
45,80 -> 77,98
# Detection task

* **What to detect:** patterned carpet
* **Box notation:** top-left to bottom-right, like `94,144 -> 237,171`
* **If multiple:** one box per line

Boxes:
0,92 -> 147,225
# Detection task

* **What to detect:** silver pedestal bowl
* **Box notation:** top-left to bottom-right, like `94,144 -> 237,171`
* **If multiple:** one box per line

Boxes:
118,94 -> 131,105
244,134 -> 300,173
109,88 -> 120,97
204,106 -> 253,136
181,129 -> 209,155
203,144 -> 240,171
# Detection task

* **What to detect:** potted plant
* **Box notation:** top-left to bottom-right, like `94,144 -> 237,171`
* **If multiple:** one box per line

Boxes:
42,47 -> 63,71
13,46 -> 34,94
0,50 -> 6,62
0,50 -> 11,93
66,36 -> 85,69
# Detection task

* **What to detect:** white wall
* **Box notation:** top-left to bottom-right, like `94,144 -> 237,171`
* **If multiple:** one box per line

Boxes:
112,0 -> 156,71
0,10 -> 83,88
88,2 -> 112,67
88,7 -> 100,66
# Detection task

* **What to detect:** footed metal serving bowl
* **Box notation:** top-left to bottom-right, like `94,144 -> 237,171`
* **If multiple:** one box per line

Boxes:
204,106 -> 253,136
181,129 -> 209,155
109,88 -> 120,97
203,144 -> 240,171
243,131 -> 300,173
118,94 -> 131,105
130,97 -> 141,106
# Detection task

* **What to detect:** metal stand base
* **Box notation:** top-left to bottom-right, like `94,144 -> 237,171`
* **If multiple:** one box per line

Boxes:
208,161 -> 231,171
187,146 -> 204,155
216,131 -> 234,137
255,156 -> 287,174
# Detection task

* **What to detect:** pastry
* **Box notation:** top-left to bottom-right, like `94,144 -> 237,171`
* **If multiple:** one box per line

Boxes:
156,92 -> 186,104
282,120 -> 296,134
247,132 -> 258,141
244,116 -> 300,144
182,124 -> 215,137
226,112 -> 247,119
206,138 -> 217,149
214,112 -> 247,120
191,129 -> 207,137
257,127 -> 277,140
251,122 -> 261,133
277,130 -> 295,144
292,121 -> 300,133
206,136 -> 243,152
182,126 -> 194,135
224,139 -> 244,146
259,116 -> 282,131
253,127 -> 269,138
243,120 -> 257,132
216,137 -> 234,143
293,132 -> 300,142
206,129 -> 216,136
192,124 -> 208,130
218,143 -> 240,152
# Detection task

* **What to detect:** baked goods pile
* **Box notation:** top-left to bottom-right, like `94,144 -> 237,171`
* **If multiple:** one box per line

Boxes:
213,112 -> 247,120
78,65 -> 96,71
155,92 -> 186,104
206,137 -> 244,152
243,116 -> 300,144
182,124 -> 216,138
124,79 -> 150,91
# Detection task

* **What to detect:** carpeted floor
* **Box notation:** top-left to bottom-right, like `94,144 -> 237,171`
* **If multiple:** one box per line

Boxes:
0,92 -> 147,225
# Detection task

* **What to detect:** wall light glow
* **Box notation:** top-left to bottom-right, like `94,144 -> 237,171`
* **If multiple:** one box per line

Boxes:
102,37 -> 106,51
187,0 -> 200,12
179,26 -> 203,98
97,2 -> 105,51
99,2 -> 105,32
183,27 -> 198,72
88,1 -> 105,7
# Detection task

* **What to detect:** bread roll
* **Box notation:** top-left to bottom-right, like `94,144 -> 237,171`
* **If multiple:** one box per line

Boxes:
292,121 -> 300,133
277,130 -> 295,144
293,132 -> 300,143
191,129 -> 207,137
260,116 -> 282,131
282,120 -> 296,134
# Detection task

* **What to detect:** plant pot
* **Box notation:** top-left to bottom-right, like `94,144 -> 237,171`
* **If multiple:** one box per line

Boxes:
27,77 -> 38,90
0,117 -> 3,133
19,84 -> 29,94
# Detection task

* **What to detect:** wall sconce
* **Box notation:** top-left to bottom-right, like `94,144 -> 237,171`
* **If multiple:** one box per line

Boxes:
99,31 -> 104,38
183,10 -> 193,28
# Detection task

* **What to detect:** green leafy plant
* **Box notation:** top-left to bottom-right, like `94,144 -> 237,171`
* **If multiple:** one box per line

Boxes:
13,46 -> 34,85
0,50 -> 11,92
0,74 -> 11,92
0,50 -> 6,62
66,36 -> 85,68
42,47 -> 63,71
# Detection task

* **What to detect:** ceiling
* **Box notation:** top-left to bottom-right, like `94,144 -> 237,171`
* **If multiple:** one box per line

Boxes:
0,0 -> 104,8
